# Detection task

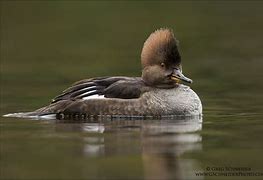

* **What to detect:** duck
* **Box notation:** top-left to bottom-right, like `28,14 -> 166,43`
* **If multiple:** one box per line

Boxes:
4,28 -> 202,120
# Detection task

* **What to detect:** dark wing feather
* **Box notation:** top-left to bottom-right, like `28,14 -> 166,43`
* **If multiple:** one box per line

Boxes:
104,80 -> 146,99
52,76 -> 148,103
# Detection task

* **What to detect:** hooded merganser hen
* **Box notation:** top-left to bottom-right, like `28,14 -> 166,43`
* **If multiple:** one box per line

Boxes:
4,28 -> 202,119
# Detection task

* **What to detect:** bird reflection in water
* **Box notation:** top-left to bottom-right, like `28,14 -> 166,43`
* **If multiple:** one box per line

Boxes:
54,116 -> 203,180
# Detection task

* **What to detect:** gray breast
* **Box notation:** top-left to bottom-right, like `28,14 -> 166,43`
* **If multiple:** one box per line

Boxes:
142,84 -> 202,116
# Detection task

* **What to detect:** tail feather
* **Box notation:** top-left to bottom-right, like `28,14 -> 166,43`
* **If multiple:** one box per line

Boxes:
3,100 -> 73,120
3,112 -> 56,120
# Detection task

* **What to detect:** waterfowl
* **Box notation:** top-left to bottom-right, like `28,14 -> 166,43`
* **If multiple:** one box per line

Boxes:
4,28 -> 202,119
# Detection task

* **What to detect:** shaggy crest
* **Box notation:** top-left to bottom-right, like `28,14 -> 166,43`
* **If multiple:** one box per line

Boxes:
141,28 -> 180,68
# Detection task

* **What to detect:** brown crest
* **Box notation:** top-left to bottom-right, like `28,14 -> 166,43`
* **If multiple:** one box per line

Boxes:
141,28 -> 180,68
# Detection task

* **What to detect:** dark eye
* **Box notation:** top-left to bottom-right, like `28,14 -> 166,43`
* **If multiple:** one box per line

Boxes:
161,63 -> 165,67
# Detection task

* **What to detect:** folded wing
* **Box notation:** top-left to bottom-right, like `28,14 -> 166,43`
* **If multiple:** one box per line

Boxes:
52,76 -> 148,103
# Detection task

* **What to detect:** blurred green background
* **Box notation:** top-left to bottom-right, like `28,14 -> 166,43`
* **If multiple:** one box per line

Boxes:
1,1 -> 263,180
2,1 -> 263,112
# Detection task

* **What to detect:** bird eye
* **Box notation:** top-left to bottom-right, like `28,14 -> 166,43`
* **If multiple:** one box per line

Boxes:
161,63 -> 165,67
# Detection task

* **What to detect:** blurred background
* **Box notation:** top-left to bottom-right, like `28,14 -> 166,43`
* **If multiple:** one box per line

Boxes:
1,1 -> 263,180
2,1 -> 263,112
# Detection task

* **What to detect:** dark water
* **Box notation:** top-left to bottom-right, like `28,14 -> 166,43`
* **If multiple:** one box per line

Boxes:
1,1 -> 263,180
